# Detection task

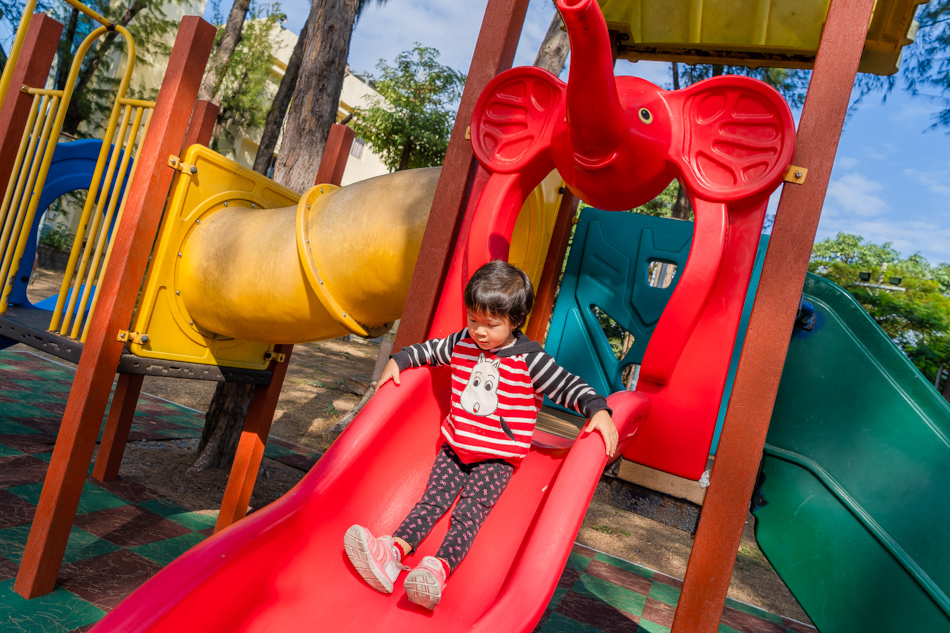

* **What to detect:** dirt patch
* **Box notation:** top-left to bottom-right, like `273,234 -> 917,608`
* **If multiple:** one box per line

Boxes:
21,267 -> 810,624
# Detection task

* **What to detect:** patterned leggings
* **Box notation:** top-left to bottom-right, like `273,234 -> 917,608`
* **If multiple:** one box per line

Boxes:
394,443 -> 514,573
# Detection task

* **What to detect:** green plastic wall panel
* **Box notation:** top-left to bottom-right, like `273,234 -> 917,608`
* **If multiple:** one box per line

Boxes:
754,273 -> 950,633
543,208 -> 768,454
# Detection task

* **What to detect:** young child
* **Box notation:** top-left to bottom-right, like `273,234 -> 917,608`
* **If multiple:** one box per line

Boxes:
344,260 -> 618,610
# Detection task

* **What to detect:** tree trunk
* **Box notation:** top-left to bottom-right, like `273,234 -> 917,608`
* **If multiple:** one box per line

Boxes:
192,382 -> 255,471
671,181 -> 692,220
55,7 -> 80,91
198,0 -> 252,105
671,62 -> 680,90
397,139 -> 412,171
273,0 -> 360,192
252,16 -> 309,175
534,10 -> 570,76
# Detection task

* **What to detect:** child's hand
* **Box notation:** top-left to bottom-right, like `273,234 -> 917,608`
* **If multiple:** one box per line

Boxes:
377,358 -> 401,387
584,409 -> 618,456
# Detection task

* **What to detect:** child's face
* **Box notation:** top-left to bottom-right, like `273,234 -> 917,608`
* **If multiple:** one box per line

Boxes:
466,310 -> 516,350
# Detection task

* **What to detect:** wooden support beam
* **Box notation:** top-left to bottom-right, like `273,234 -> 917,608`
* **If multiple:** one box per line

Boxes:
91,374 -> 144,482
394,0 -> 530,349
182,99 -> 219,151
214,124 -> 355,533
669,0 -> 877,630
14,16 -> 216,599
0,15 -> 62,190
525,189 -> 578,344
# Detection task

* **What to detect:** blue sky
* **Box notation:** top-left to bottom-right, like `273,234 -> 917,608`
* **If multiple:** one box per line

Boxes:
261,0 -> 950,263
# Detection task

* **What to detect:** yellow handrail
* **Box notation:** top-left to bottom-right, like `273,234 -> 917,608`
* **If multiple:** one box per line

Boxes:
81,105 -> 151,342
44,24 -> 141,330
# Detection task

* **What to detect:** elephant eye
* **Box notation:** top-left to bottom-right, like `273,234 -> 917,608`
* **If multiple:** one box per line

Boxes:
639,108 -> 653,124
485,382 -> 493,391
473,378 -> 480,387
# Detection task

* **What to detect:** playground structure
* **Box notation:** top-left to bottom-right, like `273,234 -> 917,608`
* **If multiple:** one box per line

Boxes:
0,0 -> 565,603
0,0 -> 939,632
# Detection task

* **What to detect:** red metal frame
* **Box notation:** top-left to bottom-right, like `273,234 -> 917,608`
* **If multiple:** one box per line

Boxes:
14,16 -> 217,599
670,0 -> 877,629
0,14 -> 62,188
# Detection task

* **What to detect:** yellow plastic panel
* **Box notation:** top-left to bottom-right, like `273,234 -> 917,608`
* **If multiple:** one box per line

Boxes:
510,170 -> 565,289
600,0 -> 926,76
129,145 -> 300,370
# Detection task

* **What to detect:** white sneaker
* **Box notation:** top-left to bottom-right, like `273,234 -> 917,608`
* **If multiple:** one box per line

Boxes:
343,525 -> 406,594
404,556 -> 447,610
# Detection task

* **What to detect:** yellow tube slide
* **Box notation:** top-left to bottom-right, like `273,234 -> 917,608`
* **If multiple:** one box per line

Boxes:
129,146 -> 563,370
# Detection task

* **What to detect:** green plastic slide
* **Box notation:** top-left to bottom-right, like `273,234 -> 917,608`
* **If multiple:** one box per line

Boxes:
753,273 -> 950,633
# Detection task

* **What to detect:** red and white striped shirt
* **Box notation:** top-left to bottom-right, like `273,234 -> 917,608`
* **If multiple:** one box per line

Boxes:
392,330 -> 610,465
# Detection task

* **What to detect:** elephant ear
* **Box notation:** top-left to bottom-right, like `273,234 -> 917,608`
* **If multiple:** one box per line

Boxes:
471,66 -> 565,175
668,76 -> 796,203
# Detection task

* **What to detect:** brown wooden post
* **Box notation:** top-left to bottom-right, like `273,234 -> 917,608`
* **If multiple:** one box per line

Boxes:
214,124 -> 355,533
393,0 -> 530,350
314,123 -> 354,186
669,0 -> 876,630
91,374 -> 144,481
0,15 -> 62,189
14,16 -> 217,599
524,190 -> 578,344
182,99 -> 220,150
92,99 -> 220,484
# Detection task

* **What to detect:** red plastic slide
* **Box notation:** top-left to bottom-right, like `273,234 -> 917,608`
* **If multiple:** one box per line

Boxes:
91,367 -> 649,632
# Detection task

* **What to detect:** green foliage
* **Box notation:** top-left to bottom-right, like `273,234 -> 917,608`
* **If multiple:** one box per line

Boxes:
350,44 -> 465,171
628,180 -> 679,218
674,64 -> 810,109
810,233 -> 950,381
38,223 -> 71,251
212,3 -> 286,144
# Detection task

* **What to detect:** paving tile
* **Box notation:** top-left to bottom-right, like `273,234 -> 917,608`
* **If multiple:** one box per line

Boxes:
548,586 -> 569,609
641,597 -> 676,629
12,379 -> 72,392
0,378 -> 32,391
585,559 -> 653,595
0,556 -> 17,581
93,478 -> 164,504
594,552 -> 655,579
272,453 -> 318,471
0,403 -> 57,419
0,389 -> 65,405
14,417 -> 63,435
782,618 -> 818,633
566,551 -> 592,572
126,430 -> 173,442
636,621 -> 671,633
648,579 -> 681,607
573,573 -> 647,617
556,590 -> 640,633
540,609 -> 614,633
532,609 -> 551,633
653,571 -> 683,590
556,565 -> 582,590
724,598 -> 786,625
572,543 -> 597,558
0,443 -> 23,458
0,418 -> 45,435
0,525 -> 119,565
73,505 -> 192,548
0,489 -> 36,528
127,415 -> 189,432
130,531 -> 206,566
60,549 -> 163,611
138,498 -> 217,532
31,401 -> 67,416
9,482 -> 127,516
0,455 -> 49,486
0,433 -> 57,454
0,578 -> 105,633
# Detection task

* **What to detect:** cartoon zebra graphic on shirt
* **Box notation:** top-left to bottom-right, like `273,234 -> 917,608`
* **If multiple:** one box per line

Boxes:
460,354 -> 516,440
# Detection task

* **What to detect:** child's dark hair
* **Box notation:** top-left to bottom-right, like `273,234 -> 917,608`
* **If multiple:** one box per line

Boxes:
464,260 -> 535,328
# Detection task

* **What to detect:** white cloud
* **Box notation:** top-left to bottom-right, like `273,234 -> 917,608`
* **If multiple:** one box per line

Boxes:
816,217 -> 950,264
902,167 -> 950,197
834,156 -> 859,170
824,172 -> 890,218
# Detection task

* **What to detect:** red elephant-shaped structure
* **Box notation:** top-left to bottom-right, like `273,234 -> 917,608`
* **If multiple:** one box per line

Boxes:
91,1 -> 795,632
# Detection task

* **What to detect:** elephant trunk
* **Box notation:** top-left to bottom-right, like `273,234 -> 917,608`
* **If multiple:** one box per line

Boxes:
557,0 -> 624,162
